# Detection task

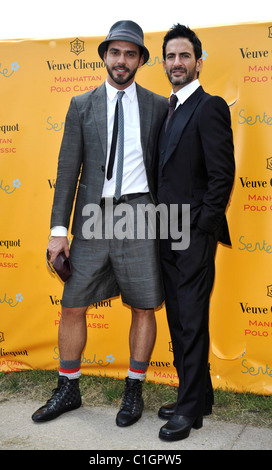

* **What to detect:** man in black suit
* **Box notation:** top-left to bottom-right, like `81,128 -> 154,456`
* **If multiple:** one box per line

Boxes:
157,24 -> 235,441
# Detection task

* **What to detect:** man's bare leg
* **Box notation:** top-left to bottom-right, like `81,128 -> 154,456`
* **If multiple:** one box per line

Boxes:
58,306 -> 88,361
129,307 -> 156,362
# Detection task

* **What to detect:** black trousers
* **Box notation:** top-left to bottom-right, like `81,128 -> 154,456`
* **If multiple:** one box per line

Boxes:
160,226 -> 218,417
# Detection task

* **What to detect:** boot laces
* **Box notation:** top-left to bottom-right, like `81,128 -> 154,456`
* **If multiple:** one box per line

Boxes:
121,381 -> 142,413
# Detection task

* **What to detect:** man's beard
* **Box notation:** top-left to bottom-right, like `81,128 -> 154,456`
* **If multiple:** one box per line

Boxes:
106,64 -> 138,86
166,65 -> 197,87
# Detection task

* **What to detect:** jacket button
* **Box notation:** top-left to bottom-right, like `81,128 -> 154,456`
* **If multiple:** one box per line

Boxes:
101,165 -> 105,172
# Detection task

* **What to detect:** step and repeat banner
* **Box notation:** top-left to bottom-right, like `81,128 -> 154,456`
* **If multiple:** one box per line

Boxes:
1,21 -> 272,395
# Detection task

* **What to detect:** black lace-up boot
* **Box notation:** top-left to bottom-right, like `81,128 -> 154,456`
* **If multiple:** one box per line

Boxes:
32,376 -> 81,422
116,377 -> 144,427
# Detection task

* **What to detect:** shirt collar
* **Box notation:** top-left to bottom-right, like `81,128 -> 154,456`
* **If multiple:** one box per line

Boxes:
105,79 -> 136,102
172,79 -> 200,105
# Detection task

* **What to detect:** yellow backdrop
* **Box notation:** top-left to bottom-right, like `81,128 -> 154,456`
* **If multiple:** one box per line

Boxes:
1,21 -> 272,395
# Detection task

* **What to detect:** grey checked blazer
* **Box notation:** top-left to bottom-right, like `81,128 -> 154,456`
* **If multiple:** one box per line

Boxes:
50,82 -> 168,239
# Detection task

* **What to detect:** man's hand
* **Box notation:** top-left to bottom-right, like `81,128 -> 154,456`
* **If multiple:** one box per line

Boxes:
47,236 -> 70,263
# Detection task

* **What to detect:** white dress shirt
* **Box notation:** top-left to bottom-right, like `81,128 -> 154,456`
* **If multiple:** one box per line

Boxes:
172,78 -> 200,107
102,80 -> 148,197
51,79 -> 149,237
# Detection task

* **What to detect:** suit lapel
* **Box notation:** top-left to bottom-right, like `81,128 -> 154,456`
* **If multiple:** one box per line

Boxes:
136,83 -> 153,163
92,83 -> 107,159
163,86 -> 204,168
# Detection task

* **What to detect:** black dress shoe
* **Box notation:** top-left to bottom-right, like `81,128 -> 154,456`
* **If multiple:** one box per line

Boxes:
116,377 -> 144,427
158,395 -> 213,419
158,402 -> 177,419
159,414 -> 203,441
32,376 -> 81,422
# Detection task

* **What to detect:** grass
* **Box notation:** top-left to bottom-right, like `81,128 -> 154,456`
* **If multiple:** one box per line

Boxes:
1,369 -> 272,428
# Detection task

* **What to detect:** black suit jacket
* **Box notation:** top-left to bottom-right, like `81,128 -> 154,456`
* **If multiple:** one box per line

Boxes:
157,86 -> 235,245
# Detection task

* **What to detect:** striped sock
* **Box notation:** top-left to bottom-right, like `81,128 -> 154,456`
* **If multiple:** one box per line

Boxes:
59,358 -> 81,380
127,357 -> 149,381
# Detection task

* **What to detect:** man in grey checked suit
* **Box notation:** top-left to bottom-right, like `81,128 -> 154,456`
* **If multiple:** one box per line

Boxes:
32,20 -> 168,427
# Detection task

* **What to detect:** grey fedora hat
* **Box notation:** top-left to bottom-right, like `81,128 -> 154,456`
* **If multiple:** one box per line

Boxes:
98,20 -> 150,64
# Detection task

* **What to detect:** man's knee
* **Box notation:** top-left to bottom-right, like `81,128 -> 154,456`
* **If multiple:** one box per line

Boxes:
131,307 -> 155,319
61,306 -> 88,319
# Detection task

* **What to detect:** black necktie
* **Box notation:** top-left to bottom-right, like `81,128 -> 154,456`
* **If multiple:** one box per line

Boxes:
107,91 -> 125,181
165,94 -> 178,132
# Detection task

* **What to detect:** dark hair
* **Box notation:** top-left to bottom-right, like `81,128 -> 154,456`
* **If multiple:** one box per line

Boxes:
162,24 -> 202,60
